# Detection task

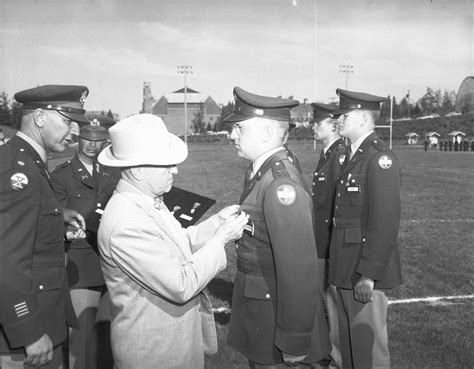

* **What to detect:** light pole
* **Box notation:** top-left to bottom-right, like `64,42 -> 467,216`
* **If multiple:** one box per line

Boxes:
339,62 -> 354,89
177,65 -> 193,144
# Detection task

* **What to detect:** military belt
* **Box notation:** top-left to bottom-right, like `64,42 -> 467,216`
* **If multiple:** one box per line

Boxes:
332,217 -> 360,228
32,254 -> 65,267
236,257 -> 274,277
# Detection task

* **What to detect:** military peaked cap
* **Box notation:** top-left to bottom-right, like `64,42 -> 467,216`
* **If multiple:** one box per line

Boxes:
85,113 -> 116,128
79,120 -> 108,141
223,87 -> 299,123
333,88 -> 387,116
14,85 -> 89,123
311,102 -> 336,122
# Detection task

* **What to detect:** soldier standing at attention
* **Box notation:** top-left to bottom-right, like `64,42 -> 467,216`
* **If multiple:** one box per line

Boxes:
225,87 -> 331,368
50,117 -> 120,369
329,89 -> 402,368
311,102 -> 347,368
0,85 -> 89,368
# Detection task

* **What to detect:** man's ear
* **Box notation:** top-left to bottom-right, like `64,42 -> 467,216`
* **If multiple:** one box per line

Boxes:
261,124 -> 273,143
359,111 -> 369,128
33,109 -> 47,128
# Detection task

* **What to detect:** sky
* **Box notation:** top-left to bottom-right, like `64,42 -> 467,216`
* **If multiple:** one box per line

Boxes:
0,0 -> 472,119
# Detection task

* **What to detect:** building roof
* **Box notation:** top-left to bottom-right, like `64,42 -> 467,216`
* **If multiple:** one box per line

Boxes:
405,132 -> 419,137
448,131 -> 466,136
164,87 -> 209,104
425,131 -> 440,137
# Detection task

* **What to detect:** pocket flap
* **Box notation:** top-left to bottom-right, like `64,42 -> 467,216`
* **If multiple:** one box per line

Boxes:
33,267 -> 64,291
244,274 -> 275,300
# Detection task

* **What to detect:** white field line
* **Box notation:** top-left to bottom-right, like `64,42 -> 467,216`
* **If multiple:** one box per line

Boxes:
402,219 -> 474,223
211,295 -> 474,314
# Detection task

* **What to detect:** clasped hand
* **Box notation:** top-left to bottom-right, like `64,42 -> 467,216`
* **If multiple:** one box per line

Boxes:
215,205 -> 249,244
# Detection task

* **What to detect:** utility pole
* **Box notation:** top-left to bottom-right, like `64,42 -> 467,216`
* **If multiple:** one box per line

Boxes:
406,89 -> 411,118
339,62 -> 354,89
177,65 -> 193,145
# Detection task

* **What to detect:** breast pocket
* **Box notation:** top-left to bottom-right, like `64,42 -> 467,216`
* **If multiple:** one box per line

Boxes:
244,274 -> 276,301
239,204 -> 264,241
36,199 -> 63,243
346,174 -> 365,205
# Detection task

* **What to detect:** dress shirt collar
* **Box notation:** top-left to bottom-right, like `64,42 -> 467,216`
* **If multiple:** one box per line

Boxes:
350,130 -> 374,157
323,138 -> 340,155
16,131 -> 47,162
252,146 -> 284,177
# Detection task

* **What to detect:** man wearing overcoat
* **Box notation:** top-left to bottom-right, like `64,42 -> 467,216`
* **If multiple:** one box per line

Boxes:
225,87 -> 331,368
0,85 -> 89,368
329,88 -> 402,368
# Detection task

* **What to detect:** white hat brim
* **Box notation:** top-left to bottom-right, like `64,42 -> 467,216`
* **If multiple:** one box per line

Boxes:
98,134 -> 188,167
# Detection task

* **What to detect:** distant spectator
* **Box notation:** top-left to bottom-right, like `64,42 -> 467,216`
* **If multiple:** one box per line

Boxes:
454,140 -> 459,151
439,140 -> 443,151
449,140 -> 453,151
424,139 -> 429,151
444,140 -> 448,152
463,139 -> 469,152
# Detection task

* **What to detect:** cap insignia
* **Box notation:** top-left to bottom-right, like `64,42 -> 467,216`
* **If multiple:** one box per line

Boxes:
91,118 -> 101,127
17,160 -> 25,166
80,90 -> 88,106
378,155 -> 393,169
276,184 -> 296,206
10,172 -> 29,191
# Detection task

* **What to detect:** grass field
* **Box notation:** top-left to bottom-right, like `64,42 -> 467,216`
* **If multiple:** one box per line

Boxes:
163,140 -> 474,369
47,139 -> 473,368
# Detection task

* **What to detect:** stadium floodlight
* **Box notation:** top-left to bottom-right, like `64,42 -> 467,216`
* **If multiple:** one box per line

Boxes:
177,65 -> 193,145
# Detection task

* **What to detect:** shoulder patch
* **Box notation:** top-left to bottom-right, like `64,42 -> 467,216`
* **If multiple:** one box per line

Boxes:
10,172 -> 29,190
378,154 -> 393,169
276,184 -> 296,206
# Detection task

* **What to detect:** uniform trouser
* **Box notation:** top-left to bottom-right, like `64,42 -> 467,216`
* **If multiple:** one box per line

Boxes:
334,287 -> 390,369
69,288 -> 102,369
315,258 -> 341,368
0,345 -> 63,369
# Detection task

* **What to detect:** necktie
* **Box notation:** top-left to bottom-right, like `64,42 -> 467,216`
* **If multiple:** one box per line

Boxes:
154,196 -> 165,210
92,162 -> 99,179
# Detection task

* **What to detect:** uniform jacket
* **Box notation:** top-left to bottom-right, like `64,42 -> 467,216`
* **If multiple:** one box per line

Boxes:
98,179 -> 226,369
312,139 -> 347,259
228,149 -> 331,365
50,156 -> 120,288
0,135 -> 77,354
328,132 -> 402,289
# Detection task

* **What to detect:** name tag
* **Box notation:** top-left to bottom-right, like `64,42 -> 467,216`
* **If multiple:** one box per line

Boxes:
317,177 -> 326,182
95,208 -> 104,215
179,214 -> 193,221
244,220 -> 255,236
346,186 -> 360,193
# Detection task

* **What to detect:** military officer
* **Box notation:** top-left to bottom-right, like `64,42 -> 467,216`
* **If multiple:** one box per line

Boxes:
225,87 -> 331,368
50,118 -> 120,369
0,85 -> 89,368
329,89 -> 402,368
311,102 -> 347,368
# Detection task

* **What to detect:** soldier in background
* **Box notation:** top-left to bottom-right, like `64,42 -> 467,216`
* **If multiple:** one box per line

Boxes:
444,139 -> 448,152
51,118 -> 120,369
0,85 -> 89,368
329,89 -> 402,368
449,140 -> 453,151
311,102 -> 347,368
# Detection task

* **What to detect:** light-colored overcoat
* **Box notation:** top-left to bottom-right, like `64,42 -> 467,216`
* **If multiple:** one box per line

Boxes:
98,179 -> 226,369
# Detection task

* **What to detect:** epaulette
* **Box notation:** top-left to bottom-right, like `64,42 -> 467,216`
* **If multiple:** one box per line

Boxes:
0,145 -> 29,174
271,160 -> 290,178
52,159 -> 72,173
371,138 -> 388,152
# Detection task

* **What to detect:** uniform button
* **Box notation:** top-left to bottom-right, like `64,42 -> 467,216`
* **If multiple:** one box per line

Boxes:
39,285 -> 44,290
54,208 -> 58,212
340,180 -> 344,184
325,219 -> 329,223
265,294 -> 270,299
362,238 -> 366,242
78,194 -> 81,197
335,205 -> 339,209
312,182 -> 315,185
235,244 -> 239,249
311,192 -> 314,196
337,193 -> 341,197
97,203 -> 102,208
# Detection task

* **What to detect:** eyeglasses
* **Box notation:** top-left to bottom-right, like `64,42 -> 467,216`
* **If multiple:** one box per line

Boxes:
232,123 -> 245,135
